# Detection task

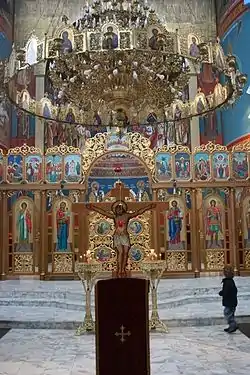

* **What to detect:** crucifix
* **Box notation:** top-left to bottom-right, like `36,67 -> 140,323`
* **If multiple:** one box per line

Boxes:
114,325 -> 131,343
72,181 -> 169,278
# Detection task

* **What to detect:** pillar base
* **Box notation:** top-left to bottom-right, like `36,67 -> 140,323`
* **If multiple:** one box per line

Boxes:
194,269 -> 200,278
40,273 -> 46,281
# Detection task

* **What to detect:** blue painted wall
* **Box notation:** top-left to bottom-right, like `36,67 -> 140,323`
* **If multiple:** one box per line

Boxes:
221,9 -> 250,145
0,1 -> 13,59
0,32 -> 11,59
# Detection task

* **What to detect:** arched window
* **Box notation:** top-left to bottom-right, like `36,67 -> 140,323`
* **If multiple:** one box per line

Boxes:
26,38 -> 37,65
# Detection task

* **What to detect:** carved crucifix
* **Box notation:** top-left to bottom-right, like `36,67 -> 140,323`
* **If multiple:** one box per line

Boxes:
72,181 -> 168,278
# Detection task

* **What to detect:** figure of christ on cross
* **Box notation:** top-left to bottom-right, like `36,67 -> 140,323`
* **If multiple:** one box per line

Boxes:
72,181 -> 169,278
86,200 -> 156,278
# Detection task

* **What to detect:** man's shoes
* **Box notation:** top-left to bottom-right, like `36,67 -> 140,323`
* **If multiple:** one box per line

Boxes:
227,326 -> 238,334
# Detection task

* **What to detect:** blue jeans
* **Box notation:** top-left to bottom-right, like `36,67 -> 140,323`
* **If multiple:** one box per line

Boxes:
224,307 -> 237,329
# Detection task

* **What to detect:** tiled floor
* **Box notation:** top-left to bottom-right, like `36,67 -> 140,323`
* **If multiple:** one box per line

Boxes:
0,327 -> 249,375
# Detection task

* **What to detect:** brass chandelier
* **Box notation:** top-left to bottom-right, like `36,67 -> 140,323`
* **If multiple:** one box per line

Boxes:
49,48 -> 190,111
4,0 -> 247,126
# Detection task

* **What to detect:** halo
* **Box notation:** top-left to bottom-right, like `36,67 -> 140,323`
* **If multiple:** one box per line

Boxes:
111,200 -> 127,213
137,180 -> 145,189
91,181 -> 99,190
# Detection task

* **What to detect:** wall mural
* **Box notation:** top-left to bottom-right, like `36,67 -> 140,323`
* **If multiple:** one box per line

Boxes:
0,1 -> 13,58
11,69 -> 36,147
0,1 -> 13,149
221,7 -> 249,146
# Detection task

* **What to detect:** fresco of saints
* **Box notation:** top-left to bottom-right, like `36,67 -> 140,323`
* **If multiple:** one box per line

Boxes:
206,199 -> 222,248
16,202 -> 32,252
167,200 -> 183,249
102,26 -> 118,49
56,201 -> 70,252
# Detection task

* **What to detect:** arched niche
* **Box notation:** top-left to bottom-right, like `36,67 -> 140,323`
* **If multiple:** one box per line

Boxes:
86,151 -> 152,202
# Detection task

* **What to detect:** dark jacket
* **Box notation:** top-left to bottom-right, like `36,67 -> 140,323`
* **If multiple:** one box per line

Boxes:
219,277 -> 238,308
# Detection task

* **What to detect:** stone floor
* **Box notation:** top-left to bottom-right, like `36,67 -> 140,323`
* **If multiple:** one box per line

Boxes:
1,277 -> 250,327
0,277 -> 250,374
0,327 -> 250,375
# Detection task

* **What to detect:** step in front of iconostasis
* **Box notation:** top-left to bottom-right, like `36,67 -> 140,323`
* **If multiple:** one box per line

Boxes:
0,278 -> 250,329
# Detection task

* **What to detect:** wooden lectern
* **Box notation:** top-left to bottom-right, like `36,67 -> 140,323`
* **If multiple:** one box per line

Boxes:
95,278 -> 150,375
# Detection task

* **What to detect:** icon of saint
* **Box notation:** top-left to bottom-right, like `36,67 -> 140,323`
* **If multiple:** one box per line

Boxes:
56,201 -> 70,251
102,26 -> 118,49
206,199 -> 222,248
16,202 -> 32,251
167,200 -> 183,249
149,28 -> 159,50
61,31 -> 73,54
189,37 -> 199,57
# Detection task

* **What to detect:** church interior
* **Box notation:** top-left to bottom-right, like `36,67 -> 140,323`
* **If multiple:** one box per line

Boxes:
1,0 -> 250,374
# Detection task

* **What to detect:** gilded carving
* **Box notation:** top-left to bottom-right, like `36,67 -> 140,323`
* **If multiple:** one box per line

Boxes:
53,253 -> 73,273
14,253 -> 33,273
205,250 -> 225,270
244,250 -> 250,269
166,251 -> 187,271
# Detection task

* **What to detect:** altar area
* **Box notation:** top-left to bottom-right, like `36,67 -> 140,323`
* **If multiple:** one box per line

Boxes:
1,134 -> 250,278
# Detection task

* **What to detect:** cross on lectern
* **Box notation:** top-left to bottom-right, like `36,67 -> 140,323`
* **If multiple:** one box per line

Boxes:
114,325 -> 131,343
72,181 -> 169,278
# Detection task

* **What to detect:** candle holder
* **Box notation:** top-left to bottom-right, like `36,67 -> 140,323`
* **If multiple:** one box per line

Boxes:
75,261 -> 102,335
140,259 -> 167,333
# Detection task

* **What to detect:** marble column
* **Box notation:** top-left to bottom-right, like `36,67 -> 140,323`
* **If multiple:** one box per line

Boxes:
189,67 -> 200,151
34,62 -> 46,152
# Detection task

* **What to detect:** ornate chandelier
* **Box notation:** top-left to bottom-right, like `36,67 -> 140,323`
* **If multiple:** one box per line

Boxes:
49,48 -> 190,111
4,0 -> 247,126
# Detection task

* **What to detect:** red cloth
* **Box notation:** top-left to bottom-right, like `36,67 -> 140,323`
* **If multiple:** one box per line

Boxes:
25,211 -> 32,233
95,278 -> 150,375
